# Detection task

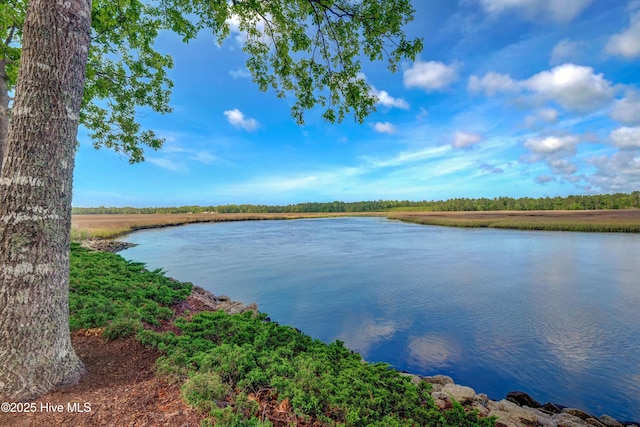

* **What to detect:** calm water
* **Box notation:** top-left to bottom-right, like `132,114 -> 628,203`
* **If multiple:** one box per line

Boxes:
121,217 -> 640,420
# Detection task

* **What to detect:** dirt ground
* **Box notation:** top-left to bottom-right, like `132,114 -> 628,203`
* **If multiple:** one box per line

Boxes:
0,294 -> 309,427
0,331 -> 204,427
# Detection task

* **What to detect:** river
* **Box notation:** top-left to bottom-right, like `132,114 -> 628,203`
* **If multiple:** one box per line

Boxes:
120,217 -> 640,420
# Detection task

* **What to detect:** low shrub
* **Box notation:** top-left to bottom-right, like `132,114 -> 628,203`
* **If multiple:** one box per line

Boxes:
69,243 -> 192,331
141,310 -> 495,427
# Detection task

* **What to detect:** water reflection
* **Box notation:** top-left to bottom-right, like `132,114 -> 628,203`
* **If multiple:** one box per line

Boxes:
408,335 -> 461,370
336,314 -> 404,357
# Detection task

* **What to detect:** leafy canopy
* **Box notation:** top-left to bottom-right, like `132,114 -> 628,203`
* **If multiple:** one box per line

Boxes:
1,0 -> 422,162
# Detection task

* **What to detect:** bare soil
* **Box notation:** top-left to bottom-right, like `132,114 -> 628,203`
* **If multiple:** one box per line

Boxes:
0,331 -> 204,427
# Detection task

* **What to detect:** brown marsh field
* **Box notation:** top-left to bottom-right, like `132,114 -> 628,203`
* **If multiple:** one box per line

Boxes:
386,209 -> 640,232
71,209 -> 640,240
71,212 -> 382,240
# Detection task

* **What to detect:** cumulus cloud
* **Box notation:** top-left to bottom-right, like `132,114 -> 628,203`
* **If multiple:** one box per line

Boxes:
357,73 -> 409,109
524,134 -> 580,157
522,134 -> 583,182
537,108 -> 560,123
610,127 -> 640,149
373,122 -> 396,134
404,61 -> 459,92
588,151 -> 640,192
550,39 -> 584,65
478,0 -> 593,22
606,10 -> 640,58
611,92 -> 640,125
224,108 -> 259,131
468,72 -> 518,96
469,64 -> 615,114
525,108 -> 559,128
452,131 -> 482,149
548,158 -> 578,175
372,88 -> 410,109
522,64 -> 615,113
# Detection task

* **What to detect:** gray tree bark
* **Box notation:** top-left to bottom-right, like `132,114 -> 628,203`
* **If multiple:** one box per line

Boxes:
0,0 -> 91,400
0,59 -> 9,175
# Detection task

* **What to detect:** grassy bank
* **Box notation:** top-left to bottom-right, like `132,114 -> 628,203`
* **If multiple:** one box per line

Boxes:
71,210 -> 640,240
69,244 -> 495,426
71,212 -> 383,240
387,210 -> 640,233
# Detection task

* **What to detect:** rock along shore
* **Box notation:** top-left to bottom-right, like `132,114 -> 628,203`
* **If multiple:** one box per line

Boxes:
88,239 -> 638,427
408,374 -> 638,427
80,239 -> 138,253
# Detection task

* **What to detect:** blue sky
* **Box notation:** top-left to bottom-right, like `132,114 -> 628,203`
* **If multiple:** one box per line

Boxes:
73,0 -> 640,207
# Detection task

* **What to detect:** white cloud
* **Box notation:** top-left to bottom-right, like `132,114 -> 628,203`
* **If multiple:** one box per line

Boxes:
478,0 -> 593,22
404,61 -> 459,92
610,127 -> 640,149
147,157 -> 184,172
588,151 -> 640,192
373,122 -> 396,134
522,64 -> 615,113
522,134 -> 583,181
357,73 -> 409,109
524,134 -> 580,156
363,145 -> 450,168
468,72 -> 518,96
525,108 -> 560,128
224,108 -> 259,131
611,92 -> 640,125
548,158 -> 578,175
606,11 -> 640,58
550,39 -> 584,65
537,108 -> 559,123
373,89 -> 410,109
229,67 -> 251,79
469,64 -> 615,114
190,150 -> 218,164
452,131 -> 482,149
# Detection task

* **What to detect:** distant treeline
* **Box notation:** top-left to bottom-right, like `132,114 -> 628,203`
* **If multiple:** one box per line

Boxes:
72,192 -> 640,214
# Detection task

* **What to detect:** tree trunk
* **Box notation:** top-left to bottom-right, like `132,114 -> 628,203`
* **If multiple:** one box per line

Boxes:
0,0 -> 91,401
0,59 -> 9,175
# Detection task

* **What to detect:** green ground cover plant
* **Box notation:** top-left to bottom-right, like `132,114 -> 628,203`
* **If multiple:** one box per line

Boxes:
68,244 -> 495,426
69,243 -> 192,334
138,310 -> 494,426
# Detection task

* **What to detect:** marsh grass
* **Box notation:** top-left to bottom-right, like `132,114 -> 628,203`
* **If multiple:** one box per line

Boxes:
71,213 -> 382,240
387,210 -> 640,233
71,210 -> 640,240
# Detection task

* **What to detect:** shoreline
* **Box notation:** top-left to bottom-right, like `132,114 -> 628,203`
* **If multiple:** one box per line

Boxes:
71,210 -> 640,241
